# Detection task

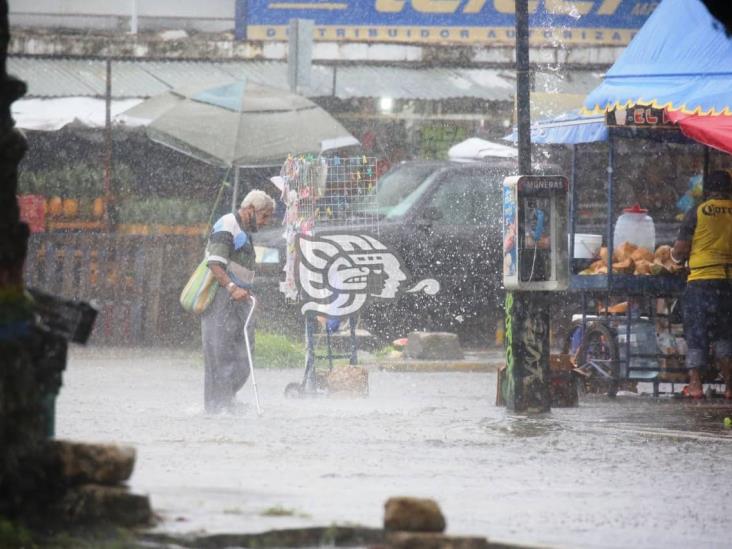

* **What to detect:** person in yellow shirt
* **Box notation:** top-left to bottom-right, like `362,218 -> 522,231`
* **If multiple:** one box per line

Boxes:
672,170 -> 732,399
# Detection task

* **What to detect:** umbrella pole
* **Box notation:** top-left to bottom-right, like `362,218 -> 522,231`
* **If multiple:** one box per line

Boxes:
205,167 -> 231,235
231,165 -> 240,212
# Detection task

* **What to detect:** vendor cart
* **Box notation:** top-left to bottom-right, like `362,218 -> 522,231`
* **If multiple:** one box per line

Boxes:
504,0 -> 732,400
564,123 -> 725,398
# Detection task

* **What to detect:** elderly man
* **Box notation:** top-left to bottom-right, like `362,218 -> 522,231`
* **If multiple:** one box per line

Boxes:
672,170 -> 732,399
202,190 -> 275,413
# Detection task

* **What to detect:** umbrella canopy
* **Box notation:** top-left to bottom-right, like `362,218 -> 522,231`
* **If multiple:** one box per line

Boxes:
447,137 -> 517,161
584,0 -> 732,116
121,79 -> 358,167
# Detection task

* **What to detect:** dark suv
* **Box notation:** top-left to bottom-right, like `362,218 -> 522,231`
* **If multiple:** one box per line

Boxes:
255,159 -> 514,343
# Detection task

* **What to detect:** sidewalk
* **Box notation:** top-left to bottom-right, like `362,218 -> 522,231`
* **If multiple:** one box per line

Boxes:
364,349 -> 504,373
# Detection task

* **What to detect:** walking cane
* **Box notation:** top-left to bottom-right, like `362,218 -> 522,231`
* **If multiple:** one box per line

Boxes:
244,295 -> 263,416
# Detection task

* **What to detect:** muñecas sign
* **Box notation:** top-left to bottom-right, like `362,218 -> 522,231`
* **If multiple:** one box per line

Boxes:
236,0 -> 658,45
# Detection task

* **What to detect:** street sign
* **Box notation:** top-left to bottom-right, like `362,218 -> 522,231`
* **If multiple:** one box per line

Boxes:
606,106 -> 675,127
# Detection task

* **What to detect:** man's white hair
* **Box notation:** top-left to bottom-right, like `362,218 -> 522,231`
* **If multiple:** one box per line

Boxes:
241,189 -> 275,212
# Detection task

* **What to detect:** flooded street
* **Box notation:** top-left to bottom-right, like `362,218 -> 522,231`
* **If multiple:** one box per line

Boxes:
57,347 -> 732,549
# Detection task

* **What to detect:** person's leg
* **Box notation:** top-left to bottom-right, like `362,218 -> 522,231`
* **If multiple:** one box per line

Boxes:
683,283 -> 710,398
202,293 -> 219,412
202,289 -> 234,412
230,300 -> 253,396
210,299 -> 251,406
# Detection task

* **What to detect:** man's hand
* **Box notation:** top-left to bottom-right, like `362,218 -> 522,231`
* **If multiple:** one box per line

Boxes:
229,286 -> 250,302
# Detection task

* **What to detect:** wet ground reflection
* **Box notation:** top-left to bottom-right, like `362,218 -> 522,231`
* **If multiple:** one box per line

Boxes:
57,348 -> 732,549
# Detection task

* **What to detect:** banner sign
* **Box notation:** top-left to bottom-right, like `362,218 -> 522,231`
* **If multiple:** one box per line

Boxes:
236,1 -> 658,45
606,106 -> 674,127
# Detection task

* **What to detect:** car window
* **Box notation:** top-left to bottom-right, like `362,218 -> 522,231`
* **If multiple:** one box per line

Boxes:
384,170 -> 438,220
426,170 -> 504,225
364,163 -> 438,216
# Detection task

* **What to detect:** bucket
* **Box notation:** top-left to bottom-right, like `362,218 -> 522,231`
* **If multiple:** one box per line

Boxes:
573,233 -> 602,259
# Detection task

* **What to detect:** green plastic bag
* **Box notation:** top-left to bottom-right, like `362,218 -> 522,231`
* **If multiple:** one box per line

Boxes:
180,259 -> 218,314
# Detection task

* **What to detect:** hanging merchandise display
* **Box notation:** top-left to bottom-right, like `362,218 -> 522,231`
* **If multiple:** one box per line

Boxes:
277,153 -> 380,398
278,154 -> 380,302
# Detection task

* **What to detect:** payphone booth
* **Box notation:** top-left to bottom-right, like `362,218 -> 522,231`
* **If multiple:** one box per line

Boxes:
503,175 -> 569,291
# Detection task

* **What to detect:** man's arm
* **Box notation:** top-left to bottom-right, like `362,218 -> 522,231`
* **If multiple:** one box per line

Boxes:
206,222 -> 250,302
671,206 -> 697,264
671,239 -> 691,264
208,262 -> 249,301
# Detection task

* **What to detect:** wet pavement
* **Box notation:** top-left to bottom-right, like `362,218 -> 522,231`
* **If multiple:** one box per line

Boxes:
57,347 -> 732,549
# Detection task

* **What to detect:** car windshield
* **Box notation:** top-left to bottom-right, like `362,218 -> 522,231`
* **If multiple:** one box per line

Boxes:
354,163 -> 438,218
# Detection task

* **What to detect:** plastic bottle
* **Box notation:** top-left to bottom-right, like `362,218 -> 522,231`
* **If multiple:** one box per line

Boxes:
613,204 -> 655,252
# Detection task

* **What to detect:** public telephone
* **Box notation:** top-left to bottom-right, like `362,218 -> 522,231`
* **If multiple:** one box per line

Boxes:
502,175 -> 569,291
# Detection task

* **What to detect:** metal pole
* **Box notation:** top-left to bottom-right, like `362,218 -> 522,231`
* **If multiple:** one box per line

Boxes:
303,315 -> 317,392
231,165 -> 239,212
349,315 -> 358,365
569,145 -> 577,271
130,0 -> 138,34
244,297 -> 263,415
607,130 -> 615,278
104,57 -> 112,230
516,0 -> 531,176
501,0 -> 550,413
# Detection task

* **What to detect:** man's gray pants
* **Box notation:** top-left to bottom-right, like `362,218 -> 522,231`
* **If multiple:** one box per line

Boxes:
201,288 -> 254,413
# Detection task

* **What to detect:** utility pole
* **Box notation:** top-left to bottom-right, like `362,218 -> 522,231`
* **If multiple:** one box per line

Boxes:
104,56 -> 112,230
501,0 -> 552,413
516,0 -> 531,177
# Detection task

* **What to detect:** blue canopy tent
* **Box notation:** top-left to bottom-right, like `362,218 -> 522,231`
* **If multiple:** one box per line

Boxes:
584,0 -> 732,155
578,0 -> 732,290
584,0 -> 732,116
504,110 -> 607,145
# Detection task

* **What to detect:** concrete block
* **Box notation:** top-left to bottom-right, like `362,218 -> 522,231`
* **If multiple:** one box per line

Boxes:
384,497 -> 446,533
49,440 -> 135,486
387,531 -> 490,549
61,484 -> 152,526
406,332 -> 463,360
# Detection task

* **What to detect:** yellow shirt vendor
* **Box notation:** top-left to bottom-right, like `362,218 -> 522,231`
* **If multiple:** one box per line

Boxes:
672,170 -> 732,399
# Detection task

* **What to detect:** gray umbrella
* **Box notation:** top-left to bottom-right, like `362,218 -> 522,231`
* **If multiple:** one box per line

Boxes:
121,78 -> 358,207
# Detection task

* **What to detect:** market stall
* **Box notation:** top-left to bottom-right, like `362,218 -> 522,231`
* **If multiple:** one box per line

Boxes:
500,0 -> 732,397
565,0 -> 732,396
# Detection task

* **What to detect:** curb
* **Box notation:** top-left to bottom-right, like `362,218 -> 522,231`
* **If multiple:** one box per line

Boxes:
365,361 -> 504,373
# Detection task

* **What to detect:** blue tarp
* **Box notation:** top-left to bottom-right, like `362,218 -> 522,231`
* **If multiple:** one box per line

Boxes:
584,0 -> 732,115
504,110 -> 607,145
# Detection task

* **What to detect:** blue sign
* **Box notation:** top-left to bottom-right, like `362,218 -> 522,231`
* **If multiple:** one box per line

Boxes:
236,1 -> 658,44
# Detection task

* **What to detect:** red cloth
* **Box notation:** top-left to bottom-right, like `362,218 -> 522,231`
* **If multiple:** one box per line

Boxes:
666,110 -> 732,156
